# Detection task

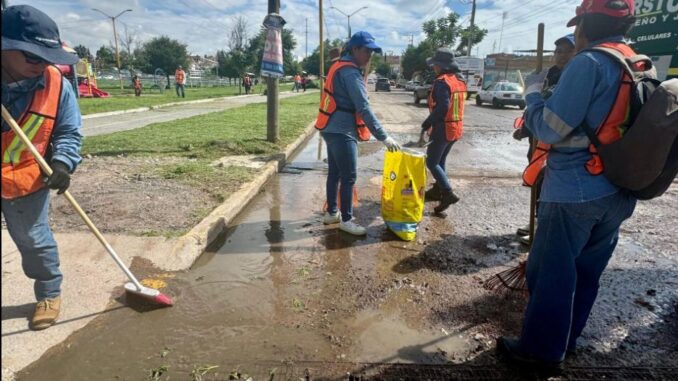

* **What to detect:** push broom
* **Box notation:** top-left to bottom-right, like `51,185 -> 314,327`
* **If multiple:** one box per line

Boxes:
1,105 -> 173,307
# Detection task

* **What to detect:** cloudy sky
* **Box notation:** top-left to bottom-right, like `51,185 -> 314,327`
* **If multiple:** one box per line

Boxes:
17,0 -> 582,59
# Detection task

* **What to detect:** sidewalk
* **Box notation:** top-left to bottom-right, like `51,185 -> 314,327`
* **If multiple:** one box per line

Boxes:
1,121 -> 317,381
82,90 -> 317,136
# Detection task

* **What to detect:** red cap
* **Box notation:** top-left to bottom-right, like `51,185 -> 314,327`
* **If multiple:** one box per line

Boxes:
567,0 -> 634,27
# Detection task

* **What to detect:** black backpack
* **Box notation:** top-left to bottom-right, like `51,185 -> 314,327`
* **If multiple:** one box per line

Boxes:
581,46 -> 678,200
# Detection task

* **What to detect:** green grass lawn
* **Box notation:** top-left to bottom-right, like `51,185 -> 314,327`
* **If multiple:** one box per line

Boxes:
83,93 -> 318,203
78,83 -> 295,115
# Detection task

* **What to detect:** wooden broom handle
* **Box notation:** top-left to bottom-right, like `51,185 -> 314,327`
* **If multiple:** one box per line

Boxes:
1,105 -> 143,288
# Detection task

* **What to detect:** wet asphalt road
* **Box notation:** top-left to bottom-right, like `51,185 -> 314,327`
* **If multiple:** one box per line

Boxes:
16,89 -> 678,380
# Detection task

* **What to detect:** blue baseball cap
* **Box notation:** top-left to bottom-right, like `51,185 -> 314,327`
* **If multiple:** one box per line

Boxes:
346,31 -> 382,54
554,34 -> 575,48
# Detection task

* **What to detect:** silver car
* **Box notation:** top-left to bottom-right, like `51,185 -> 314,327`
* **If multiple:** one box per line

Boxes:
476,81 -> 525,109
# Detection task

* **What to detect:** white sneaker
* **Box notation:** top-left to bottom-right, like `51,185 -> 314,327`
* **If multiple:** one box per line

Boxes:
323,211 -> 341,225
339,219 -> 367,236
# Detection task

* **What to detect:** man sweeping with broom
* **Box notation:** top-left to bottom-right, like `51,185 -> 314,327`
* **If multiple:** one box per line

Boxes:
1,5 -> 82,330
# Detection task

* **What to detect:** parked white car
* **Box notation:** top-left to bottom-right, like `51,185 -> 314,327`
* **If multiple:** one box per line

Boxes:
476,81 -> 525,109
405,81 -> 420,91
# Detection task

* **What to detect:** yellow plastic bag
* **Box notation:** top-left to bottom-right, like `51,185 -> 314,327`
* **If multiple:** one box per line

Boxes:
381,150 -> 426,241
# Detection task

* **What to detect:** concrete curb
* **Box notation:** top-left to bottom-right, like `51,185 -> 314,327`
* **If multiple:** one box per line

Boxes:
81,90 -> 296,120
162,121 -> 318,271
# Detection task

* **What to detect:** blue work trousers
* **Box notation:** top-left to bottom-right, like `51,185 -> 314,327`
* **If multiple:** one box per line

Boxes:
519,191 -> 636,362
426,137 -> 455,191
175,83 -> 185,98
2,188 -> 62,301
322,132 -> 358,222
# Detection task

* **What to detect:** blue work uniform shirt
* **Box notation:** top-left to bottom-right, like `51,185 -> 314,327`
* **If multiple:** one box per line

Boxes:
321,55 -> 388,142
1,71 -> 82,172
524,36 -> 626,203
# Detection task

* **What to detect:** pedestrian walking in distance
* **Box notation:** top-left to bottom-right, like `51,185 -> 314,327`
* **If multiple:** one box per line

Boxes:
132,75 -> 142,97
175,65 -> 186,98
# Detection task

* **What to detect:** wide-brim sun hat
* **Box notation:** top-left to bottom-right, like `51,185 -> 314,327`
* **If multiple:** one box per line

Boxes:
2,5 -> 79,65
426,48 -> 458,71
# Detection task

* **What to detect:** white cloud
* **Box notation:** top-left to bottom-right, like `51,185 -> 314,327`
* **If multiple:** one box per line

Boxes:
21,0 -> 581,60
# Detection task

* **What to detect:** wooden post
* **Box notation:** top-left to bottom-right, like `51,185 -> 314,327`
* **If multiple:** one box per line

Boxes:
528,23 -> 545,248
266,0 -> 281,143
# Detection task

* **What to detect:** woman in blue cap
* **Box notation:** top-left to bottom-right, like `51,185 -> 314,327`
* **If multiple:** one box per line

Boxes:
315,31 -> 400,236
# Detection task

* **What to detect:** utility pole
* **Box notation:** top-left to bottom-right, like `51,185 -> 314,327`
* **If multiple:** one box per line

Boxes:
267,0 -> 280,143
330,6 -> 368,40
319,0 -> 324,92
92,8 -> 132,91
410,34 -> 414,47
498,11 -> 507,54
305,18 -> 309,58
467,0 -> 476,57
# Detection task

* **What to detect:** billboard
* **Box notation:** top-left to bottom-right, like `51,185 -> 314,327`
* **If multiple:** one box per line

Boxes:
629,1 -> 678,80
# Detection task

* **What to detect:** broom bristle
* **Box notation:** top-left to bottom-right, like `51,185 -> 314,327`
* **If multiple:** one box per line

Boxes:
483,261 -> 528,292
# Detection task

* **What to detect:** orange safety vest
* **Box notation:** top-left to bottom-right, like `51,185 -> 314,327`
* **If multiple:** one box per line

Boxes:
522,42 -> 637,187
427,73 -> 467,142
315,60 -> 370,141
1,65 -> 63,199
175,69 -> 185,84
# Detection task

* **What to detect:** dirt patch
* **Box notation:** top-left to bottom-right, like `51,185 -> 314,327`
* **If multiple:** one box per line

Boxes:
49,156 -> 221,236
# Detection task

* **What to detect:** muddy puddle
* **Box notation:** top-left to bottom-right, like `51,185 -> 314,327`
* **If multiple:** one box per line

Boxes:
17,133 -> 481,381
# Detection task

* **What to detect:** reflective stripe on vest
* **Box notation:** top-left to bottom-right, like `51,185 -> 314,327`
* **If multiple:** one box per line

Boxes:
1,65 -> 62,199
427,73 -> 467,142
315,60 -> 370,141
522,42 -> 635,186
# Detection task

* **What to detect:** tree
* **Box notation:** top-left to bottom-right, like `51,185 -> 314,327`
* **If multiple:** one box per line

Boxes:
95,45 -> 116,70
301,39 -> 344,76
456,25 -> 488,56
372,54 -> 392,77
228,16 -> 249,52
73,45 -> 92,61
422,13 -> 462,48
247,27 -> 299,76
401,40 -> 434,80
137,36 -> 189,86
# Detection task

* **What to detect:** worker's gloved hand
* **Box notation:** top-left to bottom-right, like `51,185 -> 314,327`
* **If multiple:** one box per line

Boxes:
44,161 -> 70,194
383,136 -> 401,152
523,70 -> 548,97
421,119 -> 432,131
513,127 -> 528,141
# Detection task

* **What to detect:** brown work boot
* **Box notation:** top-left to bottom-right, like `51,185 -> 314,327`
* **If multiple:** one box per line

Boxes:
31,296 -> 61,330
434,189 -> 460,214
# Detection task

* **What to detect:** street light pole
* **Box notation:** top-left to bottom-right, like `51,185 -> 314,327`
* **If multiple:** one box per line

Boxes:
330,6 -> 368,40
92,8 -> 132,91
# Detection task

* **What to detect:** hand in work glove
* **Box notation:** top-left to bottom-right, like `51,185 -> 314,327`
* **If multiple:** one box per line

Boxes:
523,70 -> 548,97
44,161 -> 71,194
513,127 -> 528,141
383,136 -> 401,152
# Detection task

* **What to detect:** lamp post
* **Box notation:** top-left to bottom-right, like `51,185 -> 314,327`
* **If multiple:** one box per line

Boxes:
330,6 -> 368,39
92,8 -> 132,90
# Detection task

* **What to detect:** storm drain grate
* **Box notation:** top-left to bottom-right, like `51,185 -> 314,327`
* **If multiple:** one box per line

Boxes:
177,362 -> 677,381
